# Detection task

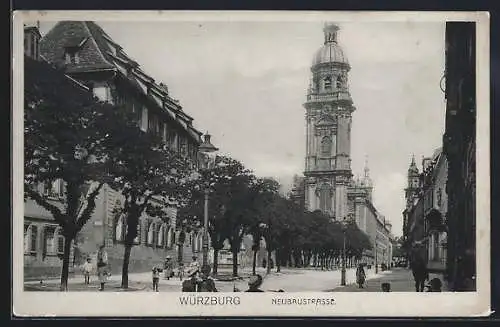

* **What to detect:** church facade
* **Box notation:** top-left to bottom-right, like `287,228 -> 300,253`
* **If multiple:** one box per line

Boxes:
293,23 -> 394,267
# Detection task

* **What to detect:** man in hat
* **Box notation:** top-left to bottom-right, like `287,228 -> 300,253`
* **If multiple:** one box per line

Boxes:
164,256 -> 173,280
198,265 -> 217,292
181,267 -> 199,292
245,274 -> 264,292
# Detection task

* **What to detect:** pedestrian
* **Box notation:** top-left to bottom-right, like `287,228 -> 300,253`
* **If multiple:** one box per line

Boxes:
381,282 -> 391,292
81,257 -> 93,285
356,263 -> 366,288
152,266 -> 162,292
410,252 -> 429,292
198,265 -> 217,292
163,256 -> 173,280
178,263 -> 185,281
190,255 -> 200,271
245,274 -> 264,292
181,267 -> 199,292
96,245 -> 109,291
426,278 -> 442,292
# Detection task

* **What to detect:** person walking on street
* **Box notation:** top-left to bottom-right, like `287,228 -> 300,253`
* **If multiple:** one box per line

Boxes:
97,245 -> 109,291
410,252 -> 429,292
198,265 -> 217,292
163,256 -> 173,280
356,263 -> 366,288
152,266 -> 162,292
178,263 -> 185,281
189,256 -> 200,273
82,257 -> 93,285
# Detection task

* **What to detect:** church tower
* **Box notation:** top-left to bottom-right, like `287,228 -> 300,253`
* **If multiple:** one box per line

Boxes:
303,23 -> 355,220
405,155 -> 420,207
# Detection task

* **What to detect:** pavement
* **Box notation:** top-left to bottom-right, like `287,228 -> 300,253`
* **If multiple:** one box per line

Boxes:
330,268 -> 447,292
24,266 -> 390,292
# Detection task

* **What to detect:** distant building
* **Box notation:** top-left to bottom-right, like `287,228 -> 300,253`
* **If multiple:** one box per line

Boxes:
24,21 -> 208,279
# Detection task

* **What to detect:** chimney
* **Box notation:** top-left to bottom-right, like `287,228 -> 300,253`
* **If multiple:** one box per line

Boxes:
24,23 -> 42,61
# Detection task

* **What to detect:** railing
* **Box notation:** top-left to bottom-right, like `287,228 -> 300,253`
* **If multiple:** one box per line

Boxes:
306,92 -> 352,102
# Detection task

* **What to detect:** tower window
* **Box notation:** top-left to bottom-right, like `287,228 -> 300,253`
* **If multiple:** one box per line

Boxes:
320,136 -> 332,156
324,77 -> 332,90
336,76 -> 343,89
318,184 -> 332,213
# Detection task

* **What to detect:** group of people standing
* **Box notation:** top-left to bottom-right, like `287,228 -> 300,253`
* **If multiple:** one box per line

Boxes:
80,245 -> 110,291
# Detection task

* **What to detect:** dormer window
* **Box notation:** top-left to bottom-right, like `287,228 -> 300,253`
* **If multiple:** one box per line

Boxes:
65,50 -> 80,64
63,37 -> 87,65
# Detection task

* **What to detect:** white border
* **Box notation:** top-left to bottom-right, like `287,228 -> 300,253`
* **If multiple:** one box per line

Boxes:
12,10 -> 491,317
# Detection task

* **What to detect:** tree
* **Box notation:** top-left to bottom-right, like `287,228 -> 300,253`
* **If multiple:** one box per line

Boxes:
106,120 -> 193,289
24,57 -> 122,291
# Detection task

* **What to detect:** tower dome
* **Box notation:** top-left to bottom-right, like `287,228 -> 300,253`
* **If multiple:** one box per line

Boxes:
312,23 -> 349,67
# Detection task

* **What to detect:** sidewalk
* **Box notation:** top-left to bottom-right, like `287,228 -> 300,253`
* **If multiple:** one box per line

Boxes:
330,268 -> 447,292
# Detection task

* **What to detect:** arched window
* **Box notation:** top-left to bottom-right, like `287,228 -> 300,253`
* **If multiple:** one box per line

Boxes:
157,224 -> 165,247
167,227 -> 173,248
318,184 -> 332,213
320,136 -> 332,157
192,233 -> 198,252
44,226 -> 56,255
115,215 -> 125,242
54,227 -> 64,255
133,222 -> 141,244
147,222 -> 155,246
324,77 -> 332,90
198,234 -> 204,253
24,224 -> 37,254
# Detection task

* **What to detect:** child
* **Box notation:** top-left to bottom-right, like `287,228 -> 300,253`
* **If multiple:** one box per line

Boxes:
82,257 -> 93,285
152,266 -> 162,292
381,282 -> 391,292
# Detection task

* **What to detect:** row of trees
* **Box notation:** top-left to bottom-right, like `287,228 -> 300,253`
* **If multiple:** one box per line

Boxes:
179,158 -> 374,277
24,57 -> 373,290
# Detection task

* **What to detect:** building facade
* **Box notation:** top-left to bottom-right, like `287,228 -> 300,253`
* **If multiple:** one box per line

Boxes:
24,22 -> 207,279
442,22 -> 476,291
292,23 -> 393,268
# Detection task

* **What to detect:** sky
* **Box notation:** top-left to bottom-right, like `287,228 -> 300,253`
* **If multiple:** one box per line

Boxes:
37,20 -> 446,237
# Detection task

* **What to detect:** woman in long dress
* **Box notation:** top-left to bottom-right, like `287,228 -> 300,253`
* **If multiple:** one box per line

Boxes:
97,245 -> 109,291
356,263 -> 366,288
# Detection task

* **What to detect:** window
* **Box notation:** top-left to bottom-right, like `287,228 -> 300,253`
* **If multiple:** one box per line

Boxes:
24,224 -> 37,254
134,223 -> 141,244
147,222 -> 155,245
320,136 -> 332,157
157,224 -> 165,247
437,188 -> 443,207
65,51 -> 79,64
324,77 -> 332,90
167,227 -> 173,248
318,184 -> 332,213
93,86 -> 112,103
115,215 -> 125,242
44,226 -> 57,255
57,229 -> 64,255
336,76 -> 343,89
140,107 -> 149,132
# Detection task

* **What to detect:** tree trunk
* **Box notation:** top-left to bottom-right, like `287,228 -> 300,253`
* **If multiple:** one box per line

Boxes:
266,249 -> 272,275
59,236 -> 73,291
276,248 -> 281,273
121,242 -> 132,289
177,242 -> 183,265
252,249 -> 258,275
232,249 -> 238,277
213,248 -> 219,276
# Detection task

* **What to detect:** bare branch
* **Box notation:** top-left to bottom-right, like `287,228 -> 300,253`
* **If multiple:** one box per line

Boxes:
25,187 -> 66,226
75,182 -> 104,233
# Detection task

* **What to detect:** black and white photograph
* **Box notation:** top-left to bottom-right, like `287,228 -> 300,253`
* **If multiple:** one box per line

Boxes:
12,11 -> 490,317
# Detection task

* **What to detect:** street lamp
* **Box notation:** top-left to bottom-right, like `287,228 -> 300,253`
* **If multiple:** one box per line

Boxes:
198,132 -> 218,274
340,217 -> 349,286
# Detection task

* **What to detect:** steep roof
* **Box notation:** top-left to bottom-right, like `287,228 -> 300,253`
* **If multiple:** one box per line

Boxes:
40,21 -> 203,143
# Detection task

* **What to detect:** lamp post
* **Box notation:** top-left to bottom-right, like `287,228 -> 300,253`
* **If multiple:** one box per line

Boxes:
198,133 -> 218,274
340,218 -> 349,286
